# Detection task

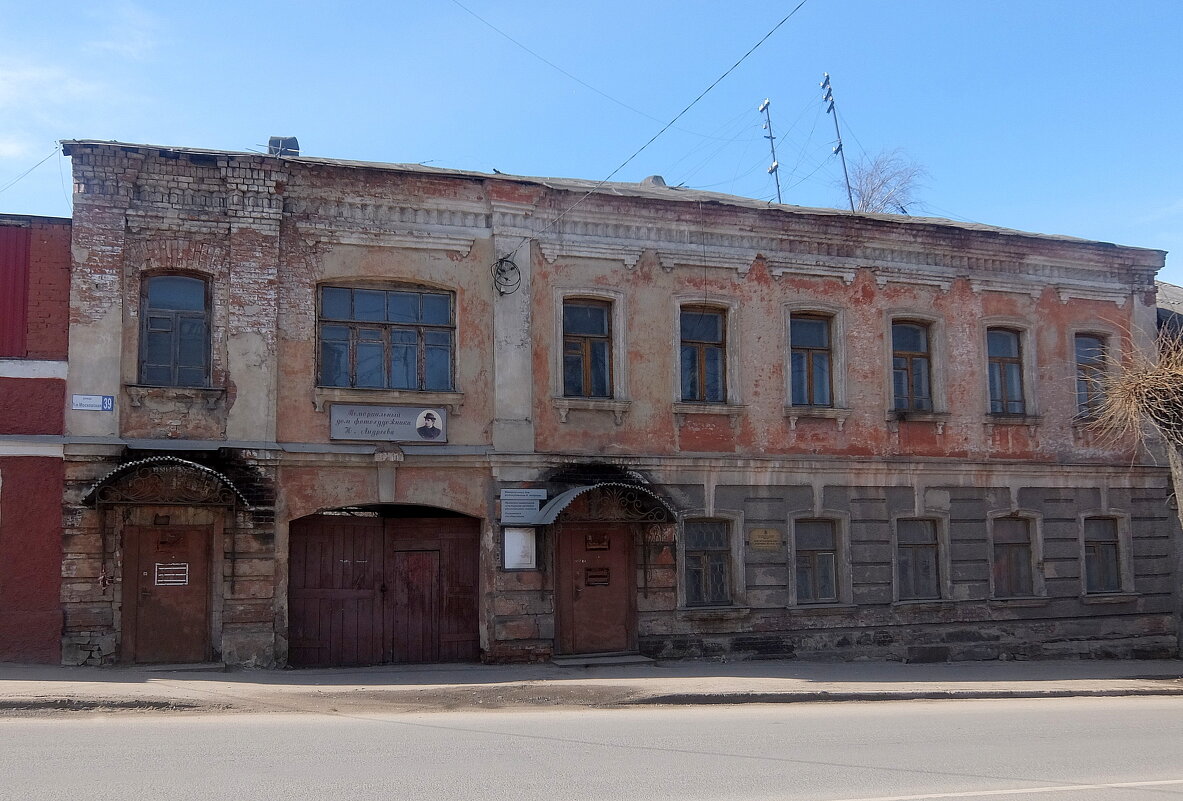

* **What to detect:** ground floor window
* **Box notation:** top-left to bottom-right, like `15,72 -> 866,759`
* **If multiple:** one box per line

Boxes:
794,519 -> 838,603
682,519 -> 731,606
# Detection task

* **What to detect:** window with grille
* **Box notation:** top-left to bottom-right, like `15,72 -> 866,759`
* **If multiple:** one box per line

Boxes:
139,275 -> 210,387
992,517 -> 1033,597
683,519 -> 731,606
1075,334 -> 1108,418
892,321 -> 932,411
790,313 -> 833,407
1083,517 -> 1122,594
563,300 -> 612,398
987,328 -> 1025,414
897,519 -> 940,600
318,286 -> 454,391
795,519 -> 838,603
680,307 -> 726,403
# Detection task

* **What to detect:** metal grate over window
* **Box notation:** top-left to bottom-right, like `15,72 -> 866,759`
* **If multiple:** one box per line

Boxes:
683,519 -> 731,607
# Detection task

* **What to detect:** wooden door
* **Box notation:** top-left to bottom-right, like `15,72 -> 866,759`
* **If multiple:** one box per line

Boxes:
288,517 -> 384,668
124,526 -> 211,664
389,550 -> 439,663
557,523 -> 634,654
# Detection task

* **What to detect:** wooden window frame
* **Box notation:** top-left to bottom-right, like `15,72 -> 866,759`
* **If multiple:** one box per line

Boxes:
789,313 -> 834,408
986,327 -> 1026,415
138,273 -> 212,388
562,299 -> 613,399
891,320 -> 933,412
679,305 -> 727,403
1082,516 -> 1125,595
681,518 -> 733,607
316,285 -> 455,392
895,518 -> 942,601
1074,333 -> 1108,419
793,518 -> 840,604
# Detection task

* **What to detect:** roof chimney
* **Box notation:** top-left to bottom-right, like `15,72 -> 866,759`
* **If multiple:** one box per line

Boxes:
640,175 -> 667,187
268,136 -> 299,157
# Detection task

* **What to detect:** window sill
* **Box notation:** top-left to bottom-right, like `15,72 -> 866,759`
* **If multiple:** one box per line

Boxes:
676,606 -> 750,621
553,397 -> 631,425
125,384 -> 225,410
673,402 -> 746,429
787,602 -> 856,615
892,599 -> 954,611
1081,592 -> 1138,604
784,406 -> 851,431
313,386 -> 464,414
887,410 -> 950,434
988,597 -> 1049,608
984,415 -> 1041,435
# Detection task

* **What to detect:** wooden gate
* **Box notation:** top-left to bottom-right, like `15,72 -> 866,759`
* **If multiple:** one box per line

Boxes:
123,525 -> 212,664
288,515 -> 478,667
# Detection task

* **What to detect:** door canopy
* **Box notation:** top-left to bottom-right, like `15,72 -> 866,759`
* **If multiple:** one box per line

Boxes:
528,482 -> 674,525
83,456 -> 248,508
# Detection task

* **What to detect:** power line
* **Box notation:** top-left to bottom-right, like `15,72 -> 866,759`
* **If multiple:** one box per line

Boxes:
0,146 -> 58,196
495,0 -> 813,264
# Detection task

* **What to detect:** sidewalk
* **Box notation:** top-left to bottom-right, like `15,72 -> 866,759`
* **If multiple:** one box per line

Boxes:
1,658 -> 1181,715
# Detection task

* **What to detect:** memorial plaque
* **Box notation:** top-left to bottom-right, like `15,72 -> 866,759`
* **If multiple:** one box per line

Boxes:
748,528 -> 783,550
330,404 -> 447,442
500,489 -> 548,524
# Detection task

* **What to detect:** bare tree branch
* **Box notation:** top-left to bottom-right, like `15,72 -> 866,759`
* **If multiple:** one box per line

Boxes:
842,149 -> 927,214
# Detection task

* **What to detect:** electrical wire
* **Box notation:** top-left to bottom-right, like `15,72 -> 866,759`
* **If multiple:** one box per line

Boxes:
494,0 -> 813,264
0,146 -> 58,196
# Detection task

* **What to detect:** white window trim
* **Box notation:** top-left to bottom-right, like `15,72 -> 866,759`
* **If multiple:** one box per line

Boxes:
784,301 -> 848,411
675,509 -> 746,609
883,309 -> 948,418
980,317 -> 1040,419
986,509 -> 1046,599
552,287 -> 629,402
890,514 -> 952,603
1077,509 -> 1135,596
672,293 -> 742,406
787,510 -> 853,606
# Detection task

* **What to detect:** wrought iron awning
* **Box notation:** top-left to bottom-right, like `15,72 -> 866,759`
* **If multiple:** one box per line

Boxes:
519,481 -> 675,526
83,456 -> 250,508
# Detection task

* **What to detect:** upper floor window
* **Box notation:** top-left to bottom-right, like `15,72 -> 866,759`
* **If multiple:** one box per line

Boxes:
892,321 -> 932,411
318,286 -> 454,391
563,299 -> 612,398
790,314 -> 833,407
139,275 -> 210,387
1083,517 -> 1122,594
896,518 -> 940,600
682,519 -> 732,606
794,519 -> 839,604
987,328 -> 1025,415
992,517 -> 1034,598
680,306 -> 726,403
1075,334 -> 1108,418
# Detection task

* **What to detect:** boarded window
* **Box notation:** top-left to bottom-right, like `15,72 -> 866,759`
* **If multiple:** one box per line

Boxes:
0,226 -> 30,357
795,519 -> 838,603
139,275 -> 210,387
683,519 -> 731,606
897,519 -> 940,600
1083,517 -> 1121,594
318,286 -> 454,391
992,517 -> 1033,597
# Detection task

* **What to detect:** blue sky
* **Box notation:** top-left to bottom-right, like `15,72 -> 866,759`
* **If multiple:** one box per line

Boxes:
2,1 -> 1180,281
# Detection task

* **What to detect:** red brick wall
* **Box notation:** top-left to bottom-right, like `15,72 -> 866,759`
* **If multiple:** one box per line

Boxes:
0,457 -> 63,663
0,377 -> 65,435
0,218 -> 70,361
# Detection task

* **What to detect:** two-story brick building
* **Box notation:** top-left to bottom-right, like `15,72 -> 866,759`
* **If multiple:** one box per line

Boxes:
0,214 -> 71,663
57,140 -> 1178,666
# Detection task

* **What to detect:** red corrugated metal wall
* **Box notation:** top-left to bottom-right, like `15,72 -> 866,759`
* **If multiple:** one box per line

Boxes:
0,226 -> 31,357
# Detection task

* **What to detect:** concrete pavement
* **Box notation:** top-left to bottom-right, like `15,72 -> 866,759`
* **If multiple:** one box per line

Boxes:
1,658 -> 1181,714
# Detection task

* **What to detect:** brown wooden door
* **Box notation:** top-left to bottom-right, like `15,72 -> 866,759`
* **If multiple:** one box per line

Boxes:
288,517 -> 384,668
288,515 -> 479,667
557,523 -> 634,654
389,551 -> 439,663
124,526 -> 211,664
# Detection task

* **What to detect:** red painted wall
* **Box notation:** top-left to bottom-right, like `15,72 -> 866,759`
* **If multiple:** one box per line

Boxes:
0,457 -> 63,663
0,217 -> 70,360
0,377 -> 65,435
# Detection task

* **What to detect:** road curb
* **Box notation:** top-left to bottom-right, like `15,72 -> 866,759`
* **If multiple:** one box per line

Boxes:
627,688 -> 1183,705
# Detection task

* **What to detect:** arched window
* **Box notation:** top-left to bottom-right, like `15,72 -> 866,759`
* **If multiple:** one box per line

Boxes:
139,275 -> 210,387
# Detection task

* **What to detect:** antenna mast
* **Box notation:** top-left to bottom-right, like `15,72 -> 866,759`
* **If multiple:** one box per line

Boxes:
821,73 -> 855,212
758,98 -> 783,205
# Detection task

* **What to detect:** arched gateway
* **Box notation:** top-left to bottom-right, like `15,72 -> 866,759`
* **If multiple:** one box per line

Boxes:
287,506 -> 480,667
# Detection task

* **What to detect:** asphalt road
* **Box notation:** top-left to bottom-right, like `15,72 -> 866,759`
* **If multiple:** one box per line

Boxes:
2,697 -> 1182,801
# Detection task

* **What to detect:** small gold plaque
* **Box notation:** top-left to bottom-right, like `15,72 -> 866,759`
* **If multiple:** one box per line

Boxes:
748,528 -> 783,550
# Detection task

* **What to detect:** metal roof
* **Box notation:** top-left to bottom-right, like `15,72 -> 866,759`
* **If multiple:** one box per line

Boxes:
82,456 -> 250,507
521,481 -> 676,526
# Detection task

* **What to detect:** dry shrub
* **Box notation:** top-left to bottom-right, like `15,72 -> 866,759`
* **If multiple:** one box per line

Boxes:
1093,332 -> 1183,448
